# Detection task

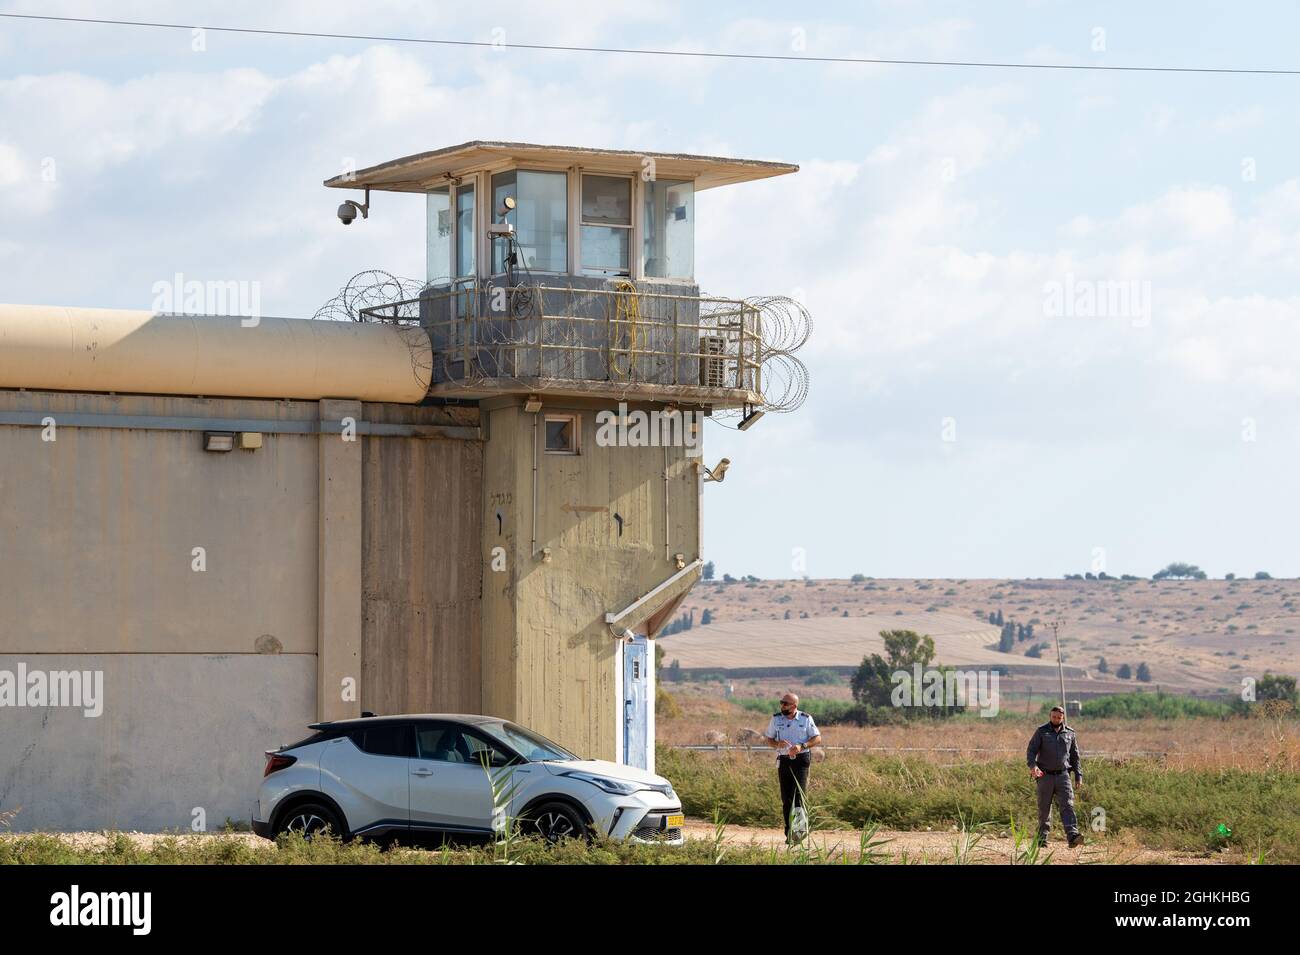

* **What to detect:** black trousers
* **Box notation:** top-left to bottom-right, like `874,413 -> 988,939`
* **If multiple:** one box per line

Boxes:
777,753 -> 812,837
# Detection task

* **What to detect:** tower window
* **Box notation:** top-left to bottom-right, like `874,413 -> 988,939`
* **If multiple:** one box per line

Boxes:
544,414 -> 579,454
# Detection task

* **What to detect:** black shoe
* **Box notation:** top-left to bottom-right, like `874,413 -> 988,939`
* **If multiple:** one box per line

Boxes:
1068,834 -> 1084,849
1035,835 -> 1048,848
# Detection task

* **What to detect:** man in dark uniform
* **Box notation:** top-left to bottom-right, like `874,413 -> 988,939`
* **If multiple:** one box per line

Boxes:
1026,704 -> 1084,848
763,692 -> 822,844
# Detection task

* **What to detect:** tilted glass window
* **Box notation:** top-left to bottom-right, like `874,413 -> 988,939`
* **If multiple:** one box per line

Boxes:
492,170 -> 568,273
581,174 -> 632,276
642,179 -> 695,279
455,184 -> 475,278
426,186 -> 451,285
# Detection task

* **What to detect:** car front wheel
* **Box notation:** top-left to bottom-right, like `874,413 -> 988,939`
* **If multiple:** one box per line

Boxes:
528,801 -> 590,844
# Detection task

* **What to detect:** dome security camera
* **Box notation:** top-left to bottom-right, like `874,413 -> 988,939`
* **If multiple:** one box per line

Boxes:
335,188 -> 370,226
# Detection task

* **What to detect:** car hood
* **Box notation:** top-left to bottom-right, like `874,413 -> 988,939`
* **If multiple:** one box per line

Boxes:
541,759 -> 670,787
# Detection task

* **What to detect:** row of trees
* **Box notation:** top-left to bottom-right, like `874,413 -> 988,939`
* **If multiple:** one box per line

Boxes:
1096,657 -> 1152,681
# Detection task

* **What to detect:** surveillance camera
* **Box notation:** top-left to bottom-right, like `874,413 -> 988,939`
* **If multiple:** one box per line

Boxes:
335,190 -> 370,226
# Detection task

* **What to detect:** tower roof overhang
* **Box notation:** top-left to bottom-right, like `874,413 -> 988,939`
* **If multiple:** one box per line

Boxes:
323,140 -> 798,193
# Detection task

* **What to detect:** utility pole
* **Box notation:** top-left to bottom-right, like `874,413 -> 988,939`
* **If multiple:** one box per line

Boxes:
1050,619 -> 1068,717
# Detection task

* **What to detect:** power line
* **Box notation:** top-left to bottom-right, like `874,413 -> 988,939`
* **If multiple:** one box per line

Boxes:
2,12 -> 1299,76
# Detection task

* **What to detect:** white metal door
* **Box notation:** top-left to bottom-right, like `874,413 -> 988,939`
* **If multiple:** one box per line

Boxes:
623,636 -> 649,770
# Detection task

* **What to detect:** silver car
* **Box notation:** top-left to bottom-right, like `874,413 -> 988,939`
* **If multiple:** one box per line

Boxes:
252,713 -> 685,845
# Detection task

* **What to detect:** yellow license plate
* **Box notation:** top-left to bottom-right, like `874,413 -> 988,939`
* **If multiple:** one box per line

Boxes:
665,814 -> 684,828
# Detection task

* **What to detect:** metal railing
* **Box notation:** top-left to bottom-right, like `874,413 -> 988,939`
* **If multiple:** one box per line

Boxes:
360,281 -> 763,393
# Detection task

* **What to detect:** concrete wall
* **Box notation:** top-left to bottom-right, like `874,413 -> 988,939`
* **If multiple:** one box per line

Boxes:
360,402 -> 483,716
480,396 -> 701,761
0,654 -> 313,832
0,388 -> 483,830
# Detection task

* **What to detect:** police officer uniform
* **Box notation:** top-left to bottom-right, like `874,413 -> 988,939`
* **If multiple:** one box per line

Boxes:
1026,718 -> 1083,844
763,708 -> 820,841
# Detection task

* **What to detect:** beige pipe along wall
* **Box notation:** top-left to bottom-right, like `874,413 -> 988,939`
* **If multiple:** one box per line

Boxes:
0,304 -> 432,403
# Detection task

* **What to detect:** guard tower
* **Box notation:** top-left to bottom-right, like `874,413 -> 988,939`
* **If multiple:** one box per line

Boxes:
326,142 -> 809,769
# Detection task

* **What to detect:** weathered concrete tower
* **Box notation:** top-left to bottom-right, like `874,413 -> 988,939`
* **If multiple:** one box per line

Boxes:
0,142 -> 803,831
327,142 -> 799,767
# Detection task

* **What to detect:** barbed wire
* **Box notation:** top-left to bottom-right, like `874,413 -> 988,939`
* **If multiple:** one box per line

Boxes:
312,269 -> 432,393
320,272 -> 811,415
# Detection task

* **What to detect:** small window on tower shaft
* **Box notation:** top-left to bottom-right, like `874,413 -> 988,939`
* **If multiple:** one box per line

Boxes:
544,414 -> 579,454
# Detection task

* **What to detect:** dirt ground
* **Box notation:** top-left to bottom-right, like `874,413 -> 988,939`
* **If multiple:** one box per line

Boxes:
677,820 -> 1228,864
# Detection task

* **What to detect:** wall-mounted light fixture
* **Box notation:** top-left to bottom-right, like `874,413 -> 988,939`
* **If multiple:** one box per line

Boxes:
203,431 -> 235,452
523,395 -> 543,413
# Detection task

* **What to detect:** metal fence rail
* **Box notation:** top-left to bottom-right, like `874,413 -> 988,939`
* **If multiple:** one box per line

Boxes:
360,282 -> 763,393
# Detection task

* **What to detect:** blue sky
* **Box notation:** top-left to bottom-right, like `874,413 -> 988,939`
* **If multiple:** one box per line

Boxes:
3,2 -> 1298,579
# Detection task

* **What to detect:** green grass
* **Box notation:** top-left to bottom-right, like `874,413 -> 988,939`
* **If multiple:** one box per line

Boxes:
1045,693 -> 1236,720
658,747 -> 1300,863
0,831 -> 857,866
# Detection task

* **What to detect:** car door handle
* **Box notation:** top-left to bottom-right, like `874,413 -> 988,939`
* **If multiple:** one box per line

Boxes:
411,768 -> 434,777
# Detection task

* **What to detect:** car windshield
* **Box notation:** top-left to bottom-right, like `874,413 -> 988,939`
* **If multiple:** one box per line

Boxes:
477,721 -> 577,763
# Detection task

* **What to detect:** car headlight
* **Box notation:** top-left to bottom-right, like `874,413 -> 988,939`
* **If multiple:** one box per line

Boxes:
560,771 -> 643,795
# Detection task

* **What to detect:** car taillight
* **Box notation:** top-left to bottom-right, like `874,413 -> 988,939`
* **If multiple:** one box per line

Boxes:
263,753 -> 297,777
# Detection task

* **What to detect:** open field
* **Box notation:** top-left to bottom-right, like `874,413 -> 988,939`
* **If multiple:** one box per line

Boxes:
657,746 -> 1300,863
658,692 -> 1300,770
666,577 -> 1300,695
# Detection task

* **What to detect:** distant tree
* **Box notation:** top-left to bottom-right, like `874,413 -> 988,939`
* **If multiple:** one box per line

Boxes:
701,609 -> 713,625
987,611 -> 997,625
1224,573 -> 1236,581
1096,656 -> 1109,674
783,609 -> 792,619
1136,662 -> 1152,683
1025,643 -> 1043,658
667,659 -> 681,682
994,609 -> 1004,627
850,630 -> 937,709
1024,623 -> 1035,641
1115,663 -> 1133,680
1255,571 -> 1272,580
998,626 -> 1015,653
702,561 -> 715,581
1085,572 -> 1096,580
655,642 -> 664,676
1257,672 -> 1299,705
842,610 -> 849,617
722,573 -> 736,584
1154,562 -> 1206,580
850,573 -> 866,583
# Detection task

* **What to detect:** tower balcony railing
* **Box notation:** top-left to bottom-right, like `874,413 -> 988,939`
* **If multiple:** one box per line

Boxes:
360,280 -> 763,405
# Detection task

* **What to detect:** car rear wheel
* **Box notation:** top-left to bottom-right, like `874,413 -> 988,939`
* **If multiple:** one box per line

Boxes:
276,802 -> 344,841
528,801 -> 589,844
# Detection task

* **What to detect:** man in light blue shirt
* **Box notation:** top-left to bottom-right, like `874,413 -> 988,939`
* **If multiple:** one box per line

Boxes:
763,692 -> 822,844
